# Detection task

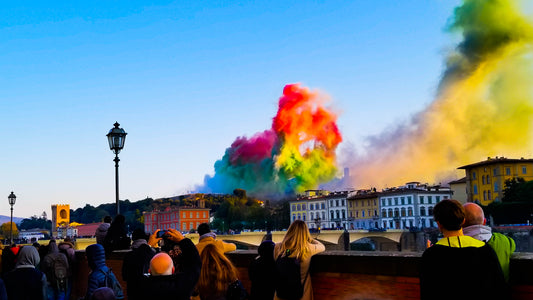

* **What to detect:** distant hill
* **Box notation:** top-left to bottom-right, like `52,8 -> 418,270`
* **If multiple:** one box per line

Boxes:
0,216 -> 24,225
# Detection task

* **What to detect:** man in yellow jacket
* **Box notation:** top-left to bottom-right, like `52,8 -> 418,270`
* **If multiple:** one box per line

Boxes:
195,223 -> 236,254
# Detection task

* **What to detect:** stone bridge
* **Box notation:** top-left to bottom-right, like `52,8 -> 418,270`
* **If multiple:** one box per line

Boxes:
201,230 -> 421,251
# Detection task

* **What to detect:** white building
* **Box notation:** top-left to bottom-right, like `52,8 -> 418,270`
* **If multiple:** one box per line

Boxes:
326,191 -> 350,229
379,182 -> 452,230
19,229 -> 46,241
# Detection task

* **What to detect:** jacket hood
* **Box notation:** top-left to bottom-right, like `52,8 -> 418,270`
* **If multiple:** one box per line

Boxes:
48,240 -> 59,255
58,241 -> 75,249
86,243 -> 106,270
131,239 -> 148,249
463,224 -> 493,242
16,246 -> 40,268
96,223 -> 111,232
199,232 -> 217,241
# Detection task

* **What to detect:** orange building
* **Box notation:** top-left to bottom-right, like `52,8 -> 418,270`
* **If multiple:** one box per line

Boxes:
143,206 -> 210,234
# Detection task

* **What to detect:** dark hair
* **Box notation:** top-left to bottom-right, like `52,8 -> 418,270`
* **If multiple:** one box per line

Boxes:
433,199 -> 465,231
103,216 -> 112,223
132,228 -> 147,241
113,215 -> 125,225
197,223 -> 211,236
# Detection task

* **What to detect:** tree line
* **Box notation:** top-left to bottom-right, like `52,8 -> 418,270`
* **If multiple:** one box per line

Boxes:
17,190 -> 292,233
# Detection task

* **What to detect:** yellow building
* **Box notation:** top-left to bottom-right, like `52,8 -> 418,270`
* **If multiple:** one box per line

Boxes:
347,190 -> 380,230
51,204 -> 70,237
458,157 -> 533,205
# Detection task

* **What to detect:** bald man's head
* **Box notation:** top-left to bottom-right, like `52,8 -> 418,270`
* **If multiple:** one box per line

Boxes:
463,202 -> 486,227
150,253 -> 174,276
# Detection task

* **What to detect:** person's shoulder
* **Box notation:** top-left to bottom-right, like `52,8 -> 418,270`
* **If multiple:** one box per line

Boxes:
422,244 -> 448,258
490,232 -> 515,244
199,236 -> 215,243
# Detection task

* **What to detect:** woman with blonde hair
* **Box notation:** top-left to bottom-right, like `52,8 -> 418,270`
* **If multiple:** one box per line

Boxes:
197,243 -> 248,300
274,220 -> 325,300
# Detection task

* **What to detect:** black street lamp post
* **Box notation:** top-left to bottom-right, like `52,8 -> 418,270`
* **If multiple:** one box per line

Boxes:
8,192 -> 16,245
107,122 -> 127,216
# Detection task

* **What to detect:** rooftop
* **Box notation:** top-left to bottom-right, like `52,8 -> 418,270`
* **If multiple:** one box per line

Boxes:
458,156 -> 533,169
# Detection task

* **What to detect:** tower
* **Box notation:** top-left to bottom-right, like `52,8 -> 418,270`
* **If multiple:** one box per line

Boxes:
51,204 -> 70,237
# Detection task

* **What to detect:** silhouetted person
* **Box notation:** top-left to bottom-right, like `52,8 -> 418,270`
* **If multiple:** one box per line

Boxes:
122,229 -> 155,300
249,240 -> 276,300
104,215 -> 130,253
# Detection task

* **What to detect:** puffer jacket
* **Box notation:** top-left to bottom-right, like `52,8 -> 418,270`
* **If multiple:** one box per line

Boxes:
85,244 -> 124,300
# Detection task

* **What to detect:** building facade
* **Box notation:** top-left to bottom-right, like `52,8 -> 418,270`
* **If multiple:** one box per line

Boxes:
449,177 -> 467,204
326,191 -> 350,229
347,190 -> 380,230
458,157 -> 533,205
291,190 -> 328,229
51,204 -> 70,238
291,190 -> 352,230
379,183 -> 452,230
143,206 -> 210,234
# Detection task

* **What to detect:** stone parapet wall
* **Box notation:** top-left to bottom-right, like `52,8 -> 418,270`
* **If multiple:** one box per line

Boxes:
71,250 -> 533,300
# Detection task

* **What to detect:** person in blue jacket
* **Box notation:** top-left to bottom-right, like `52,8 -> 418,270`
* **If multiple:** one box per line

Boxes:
85,243 -> 124,300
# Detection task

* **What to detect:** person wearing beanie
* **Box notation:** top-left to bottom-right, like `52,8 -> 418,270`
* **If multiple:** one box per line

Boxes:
195,223 -> 236,254
420,199 -> 506,300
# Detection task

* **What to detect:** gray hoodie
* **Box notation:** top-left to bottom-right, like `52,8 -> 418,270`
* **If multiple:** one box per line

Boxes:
463,224 -> 493,242
16,246 -> 41,269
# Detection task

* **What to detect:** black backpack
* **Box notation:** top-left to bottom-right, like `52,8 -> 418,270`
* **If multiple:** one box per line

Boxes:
275,250 -> 306,300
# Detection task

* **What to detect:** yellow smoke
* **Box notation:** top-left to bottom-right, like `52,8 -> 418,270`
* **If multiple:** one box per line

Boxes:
351,0 -> 533,188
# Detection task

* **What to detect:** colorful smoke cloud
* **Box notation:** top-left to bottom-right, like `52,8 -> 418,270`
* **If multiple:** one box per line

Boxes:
349,0 -> 533,188
200,0 -> 533,195
200,84 -> 342,196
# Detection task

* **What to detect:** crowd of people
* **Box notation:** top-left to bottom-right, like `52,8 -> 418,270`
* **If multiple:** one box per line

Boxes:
0,215 -> 324,300
0,237 -> 77,300
0,200 -> 513,300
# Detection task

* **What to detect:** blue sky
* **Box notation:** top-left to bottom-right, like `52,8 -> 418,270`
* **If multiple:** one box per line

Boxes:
0,0 -> 465,218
